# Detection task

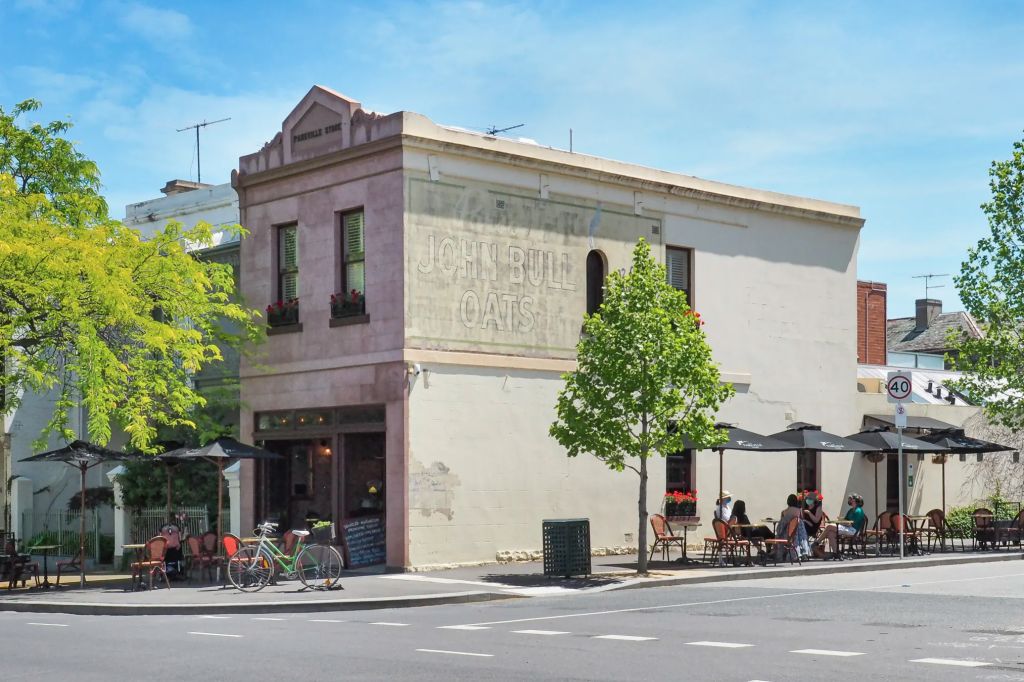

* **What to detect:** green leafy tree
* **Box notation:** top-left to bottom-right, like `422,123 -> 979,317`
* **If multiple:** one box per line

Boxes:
950,135 -> 1024,429
0,100 -> 263,450
550,239 -> 734,574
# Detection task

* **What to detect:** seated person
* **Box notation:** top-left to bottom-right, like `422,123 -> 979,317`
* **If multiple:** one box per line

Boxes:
159,522 -> 184,579
803,493 -> 826,537
817,493 -> 867,559
714,490 -> 734,522
732,500 -> 774,541
778,494 -> 810,557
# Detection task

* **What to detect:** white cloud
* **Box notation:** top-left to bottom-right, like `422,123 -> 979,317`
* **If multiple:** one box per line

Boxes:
116,2 -> 192,43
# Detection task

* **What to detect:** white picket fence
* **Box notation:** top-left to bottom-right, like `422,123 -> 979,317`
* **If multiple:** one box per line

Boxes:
26,509 -> 104,560
129,506 -> 211,544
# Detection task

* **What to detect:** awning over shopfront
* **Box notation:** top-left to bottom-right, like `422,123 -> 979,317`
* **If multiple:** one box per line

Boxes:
864,414 -> 960,430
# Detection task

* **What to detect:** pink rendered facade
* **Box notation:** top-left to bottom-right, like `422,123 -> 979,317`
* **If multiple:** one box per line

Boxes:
235,86 -> 411,568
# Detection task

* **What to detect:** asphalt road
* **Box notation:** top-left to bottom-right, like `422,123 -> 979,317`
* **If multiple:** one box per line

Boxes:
2,561 -> 1023,681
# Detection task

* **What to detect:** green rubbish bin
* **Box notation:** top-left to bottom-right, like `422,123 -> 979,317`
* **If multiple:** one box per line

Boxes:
542,518 -> 591,578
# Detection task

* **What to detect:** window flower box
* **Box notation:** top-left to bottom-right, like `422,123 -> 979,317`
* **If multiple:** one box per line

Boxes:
331,290 -> 365,319
663,490 -> 697,517
266,299 -> 300,327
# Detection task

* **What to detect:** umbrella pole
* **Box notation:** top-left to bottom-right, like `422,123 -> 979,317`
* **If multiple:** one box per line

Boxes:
874,460 -> 879,522
718,449 -> 724,505
942,458 -> 946,514
166,465 -> 173,521
217,460 -> 224,541
79,464 -> 86,588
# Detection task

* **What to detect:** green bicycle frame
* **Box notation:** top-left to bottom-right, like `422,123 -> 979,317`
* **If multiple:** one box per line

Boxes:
252,533 -> 307,573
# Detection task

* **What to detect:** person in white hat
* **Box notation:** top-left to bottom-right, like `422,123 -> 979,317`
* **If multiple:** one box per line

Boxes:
714,490 -> 734,522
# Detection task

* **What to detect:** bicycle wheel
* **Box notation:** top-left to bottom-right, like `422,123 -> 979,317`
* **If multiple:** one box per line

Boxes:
227,546 -> 274,592
295,545 -> 344,591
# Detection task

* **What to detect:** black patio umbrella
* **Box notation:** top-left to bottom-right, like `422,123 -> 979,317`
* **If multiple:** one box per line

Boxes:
768,423 -> 879,514
683,423 -> 792,503
20,441 -> 137,588
847,428 -> 949,519
918,429 -> 1013,512
160,438 -> 281,540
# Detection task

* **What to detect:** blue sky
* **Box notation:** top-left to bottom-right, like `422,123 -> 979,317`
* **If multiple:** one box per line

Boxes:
3,0 -> 1023,317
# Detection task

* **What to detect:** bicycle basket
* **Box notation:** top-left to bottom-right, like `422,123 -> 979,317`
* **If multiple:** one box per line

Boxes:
310,522 -> 336,544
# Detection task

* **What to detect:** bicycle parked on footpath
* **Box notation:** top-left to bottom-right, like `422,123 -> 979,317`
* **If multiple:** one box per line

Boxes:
227,521 -> 344,592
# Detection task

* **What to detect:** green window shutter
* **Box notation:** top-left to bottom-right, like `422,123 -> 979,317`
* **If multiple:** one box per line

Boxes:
343,212 -> 364,261
343,211 -> 365,295
280,225 -> 298,270
279,225 -> 299,300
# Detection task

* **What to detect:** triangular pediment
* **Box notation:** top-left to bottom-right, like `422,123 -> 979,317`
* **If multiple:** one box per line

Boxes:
281,85 -> 362,163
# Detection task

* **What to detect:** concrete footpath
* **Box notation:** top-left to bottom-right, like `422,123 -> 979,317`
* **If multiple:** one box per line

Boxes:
0,549 -> 1018,615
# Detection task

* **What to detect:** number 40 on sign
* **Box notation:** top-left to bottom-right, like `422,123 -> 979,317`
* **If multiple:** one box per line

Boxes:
886,371 -> 912,404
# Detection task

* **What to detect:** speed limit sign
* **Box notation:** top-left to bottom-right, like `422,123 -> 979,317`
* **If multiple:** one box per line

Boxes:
886,371 -> 912,403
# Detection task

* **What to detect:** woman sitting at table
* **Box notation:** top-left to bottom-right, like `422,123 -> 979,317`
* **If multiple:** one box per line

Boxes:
803,493 -> 827,538
778,494 -> 810,559
732,500 -> 774,541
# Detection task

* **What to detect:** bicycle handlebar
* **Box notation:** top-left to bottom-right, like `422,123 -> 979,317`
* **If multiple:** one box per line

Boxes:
255,521 -> 278,535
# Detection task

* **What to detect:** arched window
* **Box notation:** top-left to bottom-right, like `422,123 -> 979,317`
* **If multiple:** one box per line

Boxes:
586,250 -> 606,316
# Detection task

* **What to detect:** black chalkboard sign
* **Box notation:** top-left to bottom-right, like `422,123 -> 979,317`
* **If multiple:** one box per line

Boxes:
340,515 -> 386,568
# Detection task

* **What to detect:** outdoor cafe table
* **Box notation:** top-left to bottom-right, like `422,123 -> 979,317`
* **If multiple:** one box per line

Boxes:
27,544 -> 59,589
122,543 -> 146,591
732,523 -> 772,566
665,518 -> 700,566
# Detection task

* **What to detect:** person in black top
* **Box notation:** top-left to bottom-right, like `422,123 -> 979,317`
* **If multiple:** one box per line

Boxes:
732,500 -> 774,541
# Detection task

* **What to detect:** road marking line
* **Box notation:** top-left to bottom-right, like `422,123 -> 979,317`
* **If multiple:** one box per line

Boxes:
790,649 -> 863,657
438,625 -> 491,630
594,635 -> 658,641
252,617 -> 285,621
453,570 -> 1024,629
198,615 -> 231,619
687,641 -> 754,648
371,622 -> 409,627
456,588 -> 843,627
513,629 -> 570,636
910,658 -> 990,667
27,623 -> 68,627
416,649 -> 493,658
188,632 -> 242,638
309,619 -> 345,623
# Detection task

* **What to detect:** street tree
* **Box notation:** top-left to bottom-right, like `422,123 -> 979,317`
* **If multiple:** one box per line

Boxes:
950,135 -> 1024,430
550,239 -> 734,574
0,99 -> 262,450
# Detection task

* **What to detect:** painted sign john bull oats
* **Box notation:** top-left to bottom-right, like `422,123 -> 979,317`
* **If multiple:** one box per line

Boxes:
406,176 -> 660,358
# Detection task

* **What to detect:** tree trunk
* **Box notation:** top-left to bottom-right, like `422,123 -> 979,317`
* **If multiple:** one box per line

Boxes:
637,454 -> 649,575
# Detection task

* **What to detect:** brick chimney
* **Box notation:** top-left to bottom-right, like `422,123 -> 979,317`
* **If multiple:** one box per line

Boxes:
915,298 -> 941,332
857,281 -> 887,364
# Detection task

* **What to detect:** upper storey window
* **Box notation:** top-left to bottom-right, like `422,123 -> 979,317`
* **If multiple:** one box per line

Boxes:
278,224 -> 299,301
666,246 -> 693,307
331,210 -> 366,319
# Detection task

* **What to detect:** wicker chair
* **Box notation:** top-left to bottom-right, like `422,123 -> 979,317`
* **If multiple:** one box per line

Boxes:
972,508 -> 995,550
649,514 -> 686,562
760,516 -> 801,565
130,536 -> 170,590
186,535 -> 212,582
863,511 -> 892,555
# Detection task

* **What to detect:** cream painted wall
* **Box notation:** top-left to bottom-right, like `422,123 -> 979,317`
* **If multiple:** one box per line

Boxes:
407,365 -> 660,567
401,145 -> 864,561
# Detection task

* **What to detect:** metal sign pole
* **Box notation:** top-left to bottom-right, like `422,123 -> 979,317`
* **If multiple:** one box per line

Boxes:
897,424 -> 905,559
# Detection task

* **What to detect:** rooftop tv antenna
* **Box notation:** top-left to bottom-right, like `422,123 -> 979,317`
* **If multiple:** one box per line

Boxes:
485,123 -> 524,136
912,273 -> 949,299
177,117 -> 231,183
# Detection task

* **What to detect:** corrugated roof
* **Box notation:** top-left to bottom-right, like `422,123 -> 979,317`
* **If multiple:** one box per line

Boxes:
857,365 -> 975,405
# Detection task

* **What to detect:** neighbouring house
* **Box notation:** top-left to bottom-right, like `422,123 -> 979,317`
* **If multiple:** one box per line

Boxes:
886,298 -> 983,369
233,85 -> 869,570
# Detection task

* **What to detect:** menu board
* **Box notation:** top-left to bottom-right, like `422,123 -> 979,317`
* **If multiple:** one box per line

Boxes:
340,515 -> 386,568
